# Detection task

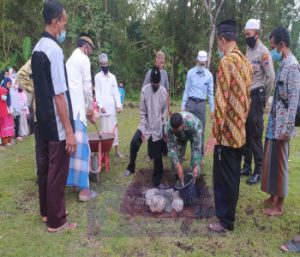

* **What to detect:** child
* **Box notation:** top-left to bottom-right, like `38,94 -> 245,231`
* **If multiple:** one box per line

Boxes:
118,81 -> 125,107
18,88 -> 29,137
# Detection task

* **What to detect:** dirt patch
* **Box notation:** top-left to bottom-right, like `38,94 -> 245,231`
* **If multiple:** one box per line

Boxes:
176,241 -> 194,252
120,169 -> 214,219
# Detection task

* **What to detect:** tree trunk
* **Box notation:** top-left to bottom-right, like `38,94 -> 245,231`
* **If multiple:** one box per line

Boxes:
207,24 -> 215,68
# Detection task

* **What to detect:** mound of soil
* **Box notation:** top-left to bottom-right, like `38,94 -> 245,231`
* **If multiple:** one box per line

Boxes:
120,169 -> 214,219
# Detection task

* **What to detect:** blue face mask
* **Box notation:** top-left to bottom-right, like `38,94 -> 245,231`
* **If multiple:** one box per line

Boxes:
197,65 -> 205,73
271,49 -> 282,62
56,30 -> 66,44
217,49 -> 224,59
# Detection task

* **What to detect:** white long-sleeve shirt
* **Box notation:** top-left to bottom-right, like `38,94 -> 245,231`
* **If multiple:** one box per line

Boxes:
66,48 -> 93,126
94,71 -> 122,117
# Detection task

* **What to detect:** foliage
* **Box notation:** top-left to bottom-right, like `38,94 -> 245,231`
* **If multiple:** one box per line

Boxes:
1,0 -> 300,97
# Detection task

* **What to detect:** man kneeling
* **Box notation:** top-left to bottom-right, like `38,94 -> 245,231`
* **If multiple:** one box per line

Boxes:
166,112 -> 202,182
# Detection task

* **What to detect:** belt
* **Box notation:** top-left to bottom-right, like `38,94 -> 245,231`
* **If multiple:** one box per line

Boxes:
188,97 -> 205,103
251,86 -> 264,97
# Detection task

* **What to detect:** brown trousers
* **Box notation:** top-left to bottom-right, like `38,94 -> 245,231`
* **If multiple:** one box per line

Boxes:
36,133 -> 70,228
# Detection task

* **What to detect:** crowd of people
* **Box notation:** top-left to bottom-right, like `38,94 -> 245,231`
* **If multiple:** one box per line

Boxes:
2,0 -> 300,253
0,68 -> 31,147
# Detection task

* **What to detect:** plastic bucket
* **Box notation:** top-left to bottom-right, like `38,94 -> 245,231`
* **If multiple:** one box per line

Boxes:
174,173 -> 197,205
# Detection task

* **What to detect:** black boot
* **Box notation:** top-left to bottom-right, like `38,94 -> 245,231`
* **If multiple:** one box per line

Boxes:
240,164 -> 252,176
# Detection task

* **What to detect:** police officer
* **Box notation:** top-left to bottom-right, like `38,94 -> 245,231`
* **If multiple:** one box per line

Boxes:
241,19 -> 275,185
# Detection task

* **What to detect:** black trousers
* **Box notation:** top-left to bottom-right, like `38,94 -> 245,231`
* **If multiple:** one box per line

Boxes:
213,145 -> 242,231
185,98 -> 206,155
127,129 -> 163,186
243,88 -> 265,173
14,115 -> 20,138
36,131 -> 70,228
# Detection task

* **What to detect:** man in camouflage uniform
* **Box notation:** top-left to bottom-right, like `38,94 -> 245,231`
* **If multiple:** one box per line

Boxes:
242,19 -> 275,185
166,112 -> 202,181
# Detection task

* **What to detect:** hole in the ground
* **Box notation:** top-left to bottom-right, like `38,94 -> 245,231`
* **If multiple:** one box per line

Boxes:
120,169 -> 215,219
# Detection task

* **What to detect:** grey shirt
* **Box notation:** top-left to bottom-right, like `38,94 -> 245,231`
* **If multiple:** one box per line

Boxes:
143,69 -> 169,91
246,40 -> 275,99
138,83 -> 168,142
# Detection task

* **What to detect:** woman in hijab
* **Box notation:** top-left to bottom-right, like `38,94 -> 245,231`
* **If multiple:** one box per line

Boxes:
0,77 -> 14,145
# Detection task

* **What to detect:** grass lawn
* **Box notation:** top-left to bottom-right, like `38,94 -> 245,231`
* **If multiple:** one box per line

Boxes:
0,101 -> 300,257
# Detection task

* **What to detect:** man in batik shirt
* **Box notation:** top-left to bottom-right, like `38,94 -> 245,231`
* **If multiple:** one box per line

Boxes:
166,112 -> 202,182
206,20 -> 252,232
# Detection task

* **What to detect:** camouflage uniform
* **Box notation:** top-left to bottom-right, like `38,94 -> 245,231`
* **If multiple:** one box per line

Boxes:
166,112 -> 202,172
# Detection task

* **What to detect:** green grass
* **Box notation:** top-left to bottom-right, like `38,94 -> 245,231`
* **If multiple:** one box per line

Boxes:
0,102 -> 300,257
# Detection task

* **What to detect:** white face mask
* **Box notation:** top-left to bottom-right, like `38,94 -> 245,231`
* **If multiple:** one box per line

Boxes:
1,95 -> 7,101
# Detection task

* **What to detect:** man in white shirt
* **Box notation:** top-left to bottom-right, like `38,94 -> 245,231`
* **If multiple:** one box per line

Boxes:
95,53 -> 123,157
66,33 -> 98,202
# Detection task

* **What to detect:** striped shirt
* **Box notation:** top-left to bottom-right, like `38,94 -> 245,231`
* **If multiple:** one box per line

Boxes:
213,46 -> 252,148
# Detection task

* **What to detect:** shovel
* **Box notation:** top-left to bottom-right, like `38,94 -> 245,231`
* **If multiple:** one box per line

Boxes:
93,123 -> 102,139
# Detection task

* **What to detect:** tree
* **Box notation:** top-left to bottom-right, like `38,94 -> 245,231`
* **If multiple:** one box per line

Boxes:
202,0 -> 225,69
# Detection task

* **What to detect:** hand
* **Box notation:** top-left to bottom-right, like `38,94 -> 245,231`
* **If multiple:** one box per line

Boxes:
176,163 -> 184,182
87,109 -> 96,124
100,107 -> 106,113
278,134 -> 289,141
193,165 -> 199,178
141,133 -> 146,143
205,137 -> 216,155
65,133 -> 77,154
117,107 -> 122,113
163,134 -> 167,142
210,112 -> 215,121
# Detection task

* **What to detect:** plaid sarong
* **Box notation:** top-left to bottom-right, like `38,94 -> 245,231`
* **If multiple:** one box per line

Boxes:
66,117 -> 91,189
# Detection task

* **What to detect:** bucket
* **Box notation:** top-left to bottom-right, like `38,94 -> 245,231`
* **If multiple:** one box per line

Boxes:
174,173 -> 197,205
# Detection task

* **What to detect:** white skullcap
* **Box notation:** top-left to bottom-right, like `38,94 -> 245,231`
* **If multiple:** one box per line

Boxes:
99,53 -> 108,63
245,19 -> 260,30
197,50 -> 207,62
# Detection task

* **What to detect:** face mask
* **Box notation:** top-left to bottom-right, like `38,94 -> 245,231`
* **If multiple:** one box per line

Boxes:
271,49 -> 282,62
1,95 -> 7,101
245,36 -> 257,48
197,66 -> 205,73
102,66 -> 109,74
56,30 -> 66,44
151,84 -> 159,92
217,49 -> 224,59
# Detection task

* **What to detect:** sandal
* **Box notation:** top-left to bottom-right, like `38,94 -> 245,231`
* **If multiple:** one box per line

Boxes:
47,222 -> 77,233
263,207 -> 283,216
280,240 -> 300,253
208,223 -> 227,233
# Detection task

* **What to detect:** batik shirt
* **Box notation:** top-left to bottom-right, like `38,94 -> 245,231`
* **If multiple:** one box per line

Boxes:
266,52 -> 300,140
213,46 -> 252,148
166,112 -> 202,168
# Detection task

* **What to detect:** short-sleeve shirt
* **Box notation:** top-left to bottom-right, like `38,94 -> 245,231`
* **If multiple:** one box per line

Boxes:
143,69 -> 169,91
31,31 -> 73,141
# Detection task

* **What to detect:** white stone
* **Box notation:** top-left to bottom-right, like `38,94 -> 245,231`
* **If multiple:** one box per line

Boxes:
149,194 -> 167,213
145,188 -> 159,206
171,197 -> 184,212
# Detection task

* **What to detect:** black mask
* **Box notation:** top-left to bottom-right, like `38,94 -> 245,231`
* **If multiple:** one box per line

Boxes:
102,66 -> 109,74
245,36 -> 257,48
151,84 -> 159,92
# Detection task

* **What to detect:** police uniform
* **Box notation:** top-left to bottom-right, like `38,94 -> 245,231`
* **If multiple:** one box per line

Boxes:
243,40 -> 275,183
